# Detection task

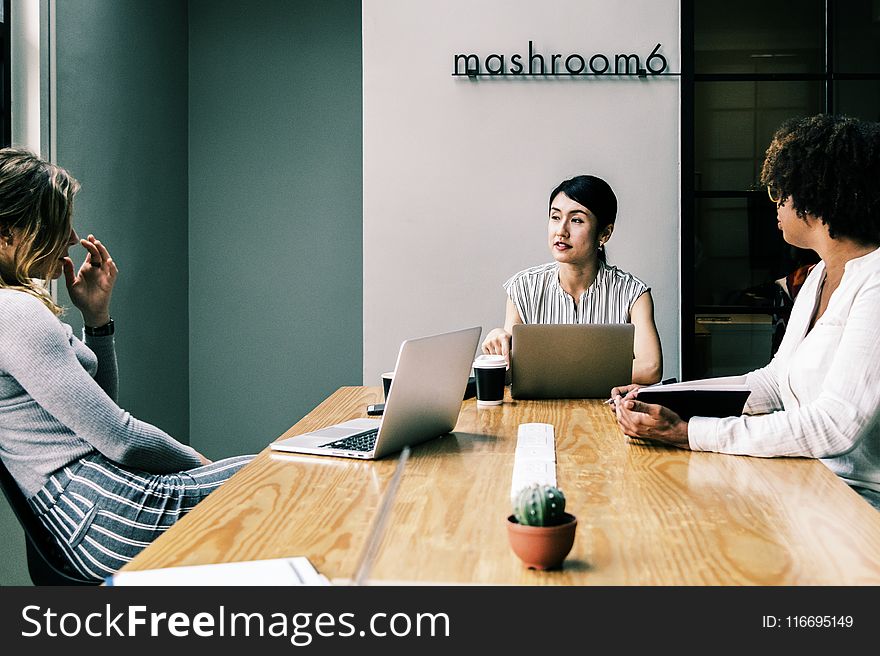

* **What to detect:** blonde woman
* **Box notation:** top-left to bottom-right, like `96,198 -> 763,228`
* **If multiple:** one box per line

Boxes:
0,149 -> 252,581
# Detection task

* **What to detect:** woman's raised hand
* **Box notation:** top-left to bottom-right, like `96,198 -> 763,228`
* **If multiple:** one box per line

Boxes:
63,234 -> 118,327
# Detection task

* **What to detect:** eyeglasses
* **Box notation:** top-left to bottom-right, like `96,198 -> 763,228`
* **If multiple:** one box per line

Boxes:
767,185 -> 782,205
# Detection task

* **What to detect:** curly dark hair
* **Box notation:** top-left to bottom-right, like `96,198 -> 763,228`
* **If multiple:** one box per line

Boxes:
760,114 -> 880,246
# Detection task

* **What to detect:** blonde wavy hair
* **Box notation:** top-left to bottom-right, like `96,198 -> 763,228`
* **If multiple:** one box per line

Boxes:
0,148 -> 80,316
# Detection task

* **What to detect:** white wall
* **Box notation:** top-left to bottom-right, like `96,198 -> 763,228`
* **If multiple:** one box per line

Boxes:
363,0 -> 681,384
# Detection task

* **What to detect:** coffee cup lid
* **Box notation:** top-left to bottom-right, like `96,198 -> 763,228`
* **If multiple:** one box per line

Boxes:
473,354 -> 507,369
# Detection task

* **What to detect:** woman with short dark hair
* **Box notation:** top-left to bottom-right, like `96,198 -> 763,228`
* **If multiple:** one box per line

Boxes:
481,174 -> 663,385
614,114 -> 880,510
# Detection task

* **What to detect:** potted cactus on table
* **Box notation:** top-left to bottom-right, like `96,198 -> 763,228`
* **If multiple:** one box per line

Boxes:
506,484 -> 577,570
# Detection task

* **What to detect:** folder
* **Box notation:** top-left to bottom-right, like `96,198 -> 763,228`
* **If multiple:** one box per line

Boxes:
635,378 -> 751,421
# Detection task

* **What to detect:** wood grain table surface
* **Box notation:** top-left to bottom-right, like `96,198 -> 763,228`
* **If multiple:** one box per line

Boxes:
122,387 -> 880,585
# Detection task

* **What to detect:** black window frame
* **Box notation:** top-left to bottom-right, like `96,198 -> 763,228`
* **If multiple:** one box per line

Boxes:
680,0 -> 880,379
1,0 -> 11,148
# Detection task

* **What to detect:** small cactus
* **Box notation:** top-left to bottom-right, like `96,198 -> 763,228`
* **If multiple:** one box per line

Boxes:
513,484 -> 566,526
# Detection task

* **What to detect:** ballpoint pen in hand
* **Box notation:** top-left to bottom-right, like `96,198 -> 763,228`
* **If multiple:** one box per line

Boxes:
605,378 -> 677,406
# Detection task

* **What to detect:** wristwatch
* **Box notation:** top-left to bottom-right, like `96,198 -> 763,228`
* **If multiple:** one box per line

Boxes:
84,317 -> 115,337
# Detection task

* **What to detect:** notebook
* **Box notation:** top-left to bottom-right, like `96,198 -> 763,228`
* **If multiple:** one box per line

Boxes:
270,327 -> 481,459
509,323 -> 635,399
634,375 -> 751,420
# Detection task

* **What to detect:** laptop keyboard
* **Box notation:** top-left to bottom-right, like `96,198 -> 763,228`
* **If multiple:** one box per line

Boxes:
321,428 -> 379,452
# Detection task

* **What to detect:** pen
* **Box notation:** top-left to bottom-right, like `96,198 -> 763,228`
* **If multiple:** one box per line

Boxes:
605,378 -> 677,406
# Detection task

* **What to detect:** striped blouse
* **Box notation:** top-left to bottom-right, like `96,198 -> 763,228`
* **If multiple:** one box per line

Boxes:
503,261 -> 649,324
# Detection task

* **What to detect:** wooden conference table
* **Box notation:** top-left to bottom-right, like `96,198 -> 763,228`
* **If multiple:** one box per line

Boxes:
123,387 -> 880,585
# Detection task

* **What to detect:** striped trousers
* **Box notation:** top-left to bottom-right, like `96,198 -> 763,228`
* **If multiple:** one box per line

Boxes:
28,453 -> 254,581
854,486 -> 880,512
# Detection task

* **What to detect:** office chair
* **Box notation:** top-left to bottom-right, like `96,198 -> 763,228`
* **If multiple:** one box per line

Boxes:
0,458 -> 97,585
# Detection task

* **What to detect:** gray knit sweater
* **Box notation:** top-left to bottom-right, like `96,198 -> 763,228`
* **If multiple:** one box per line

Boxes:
0,289 -> 201,497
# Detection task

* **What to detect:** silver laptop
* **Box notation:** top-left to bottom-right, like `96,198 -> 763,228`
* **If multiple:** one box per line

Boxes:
270,327 -> 481,459
509,323 -> 634,399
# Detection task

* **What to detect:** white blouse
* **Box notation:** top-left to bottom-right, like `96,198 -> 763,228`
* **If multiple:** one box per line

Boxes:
689,246 -> 880,492
503,261 -> 648,325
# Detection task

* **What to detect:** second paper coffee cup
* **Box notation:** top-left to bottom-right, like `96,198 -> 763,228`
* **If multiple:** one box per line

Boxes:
473,354 -> 507,406
381,371 -> 394,400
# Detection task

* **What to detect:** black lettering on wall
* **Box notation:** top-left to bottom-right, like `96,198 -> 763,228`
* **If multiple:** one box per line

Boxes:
528,40 -> 544,75
510,53 -> 524,75
451,42 -> 670,78
614,53 -> 640,74
646,43 -> 667,74
565,54 -> 585,74
589,54 -> 609,74
486,54 -> 505,75
454,53 -> 481,76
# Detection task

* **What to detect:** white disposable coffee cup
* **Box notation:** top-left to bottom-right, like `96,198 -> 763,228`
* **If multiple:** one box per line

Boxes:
381,371 -> 394,400
473,354 -> 507,406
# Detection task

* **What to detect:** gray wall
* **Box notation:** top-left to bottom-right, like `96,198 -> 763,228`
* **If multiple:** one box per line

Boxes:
1,0 -> 363,583
187,0 -> 362,458
54,0 -> 191,438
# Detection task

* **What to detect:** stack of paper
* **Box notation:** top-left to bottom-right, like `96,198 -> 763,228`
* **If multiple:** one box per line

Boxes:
510,422 -> 557,503
107,557 -> 330,586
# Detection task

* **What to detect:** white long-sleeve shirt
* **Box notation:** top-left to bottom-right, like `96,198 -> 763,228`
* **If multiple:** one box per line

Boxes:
688,247 -> 880,492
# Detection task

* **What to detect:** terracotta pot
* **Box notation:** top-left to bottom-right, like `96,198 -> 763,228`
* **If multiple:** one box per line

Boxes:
506,513 -> 577,570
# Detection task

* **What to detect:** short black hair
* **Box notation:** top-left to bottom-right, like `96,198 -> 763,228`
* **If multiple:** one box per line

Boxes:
760,114 -> 880,246
549,175 -> 617,228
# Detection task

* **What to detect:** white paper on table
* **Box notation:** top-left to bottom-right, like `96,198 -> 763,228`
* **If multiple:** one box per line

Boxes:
108,557 -> 330,586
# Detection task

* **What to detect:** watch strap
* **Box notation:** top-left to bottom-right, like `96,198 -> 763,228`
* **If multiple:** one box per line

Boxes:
84,318 -> 114,337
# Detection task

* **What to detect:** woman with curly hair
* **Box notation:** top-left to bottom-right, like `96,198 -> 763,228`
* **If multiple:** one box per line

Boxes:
612,114 -> 880,510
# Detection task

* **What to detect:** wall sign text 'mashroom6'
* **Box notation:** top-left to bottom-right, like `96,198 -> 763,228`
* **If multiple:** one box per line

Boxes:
452,41 -> 675,78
